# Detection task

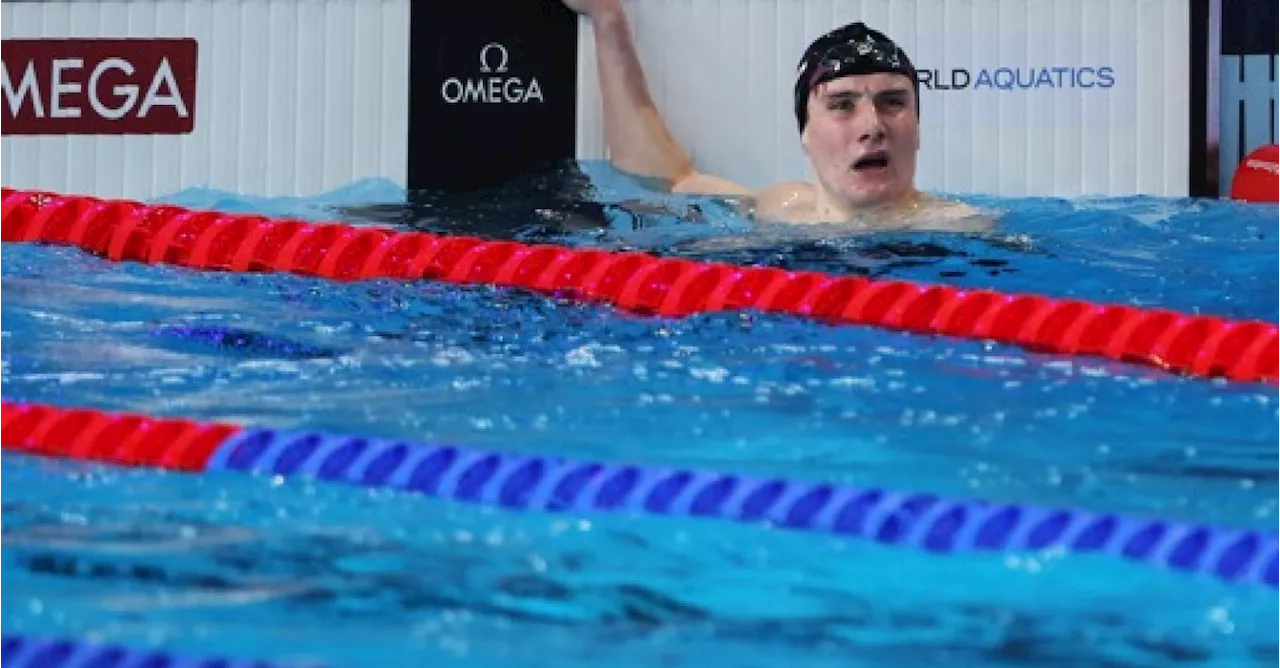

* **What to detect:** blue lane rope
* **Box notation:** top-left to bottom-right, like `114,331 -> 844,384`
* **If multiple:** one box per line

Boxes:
3,410 -> 1276,668
204,427 -> 1278,589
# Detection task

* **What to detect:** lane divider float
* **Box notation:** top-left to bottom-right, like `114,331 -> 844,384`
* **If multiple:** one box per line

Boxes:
4,400 -> 1276,590
1,188 -> 1275,384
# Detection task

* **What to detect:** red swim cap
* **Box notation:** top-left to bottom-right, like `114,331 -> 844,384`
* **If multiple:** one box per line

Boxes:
1230,144 -> 1279,203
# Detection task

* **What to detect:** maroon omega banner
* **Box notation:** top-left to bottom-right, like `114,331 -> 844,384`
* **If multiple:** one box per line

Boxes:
1,38 -> 198,136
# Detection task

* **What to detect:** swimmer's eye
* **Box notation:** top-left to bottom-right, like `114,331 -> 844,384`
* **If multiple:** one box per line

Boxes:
877,93 -> 909,110
825,92 -> 909,113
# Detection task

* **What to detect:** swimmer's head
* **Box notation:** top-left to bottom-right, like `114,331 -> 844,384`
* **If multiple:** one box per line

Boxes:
793,22 -> 920,133
793,22 -> 923,212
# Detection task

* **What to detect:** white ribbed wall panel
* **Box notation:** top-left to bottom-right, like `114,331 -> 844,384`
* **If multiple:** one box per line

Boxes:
1,0 -> 409,200
577,0 -> 1190,198
1219,55 -> 1279,191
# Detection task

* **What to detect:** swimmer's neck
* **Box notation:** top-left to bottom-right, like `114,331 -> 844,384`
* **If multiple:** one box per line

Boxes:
810,184 -> 928,221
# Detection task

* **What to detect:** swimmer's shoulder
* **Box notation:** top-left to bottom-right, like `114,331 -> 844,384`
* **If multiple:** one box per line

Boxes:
753,181 -> 818,222
910,195 -> 995,233
924,194 -> 980,217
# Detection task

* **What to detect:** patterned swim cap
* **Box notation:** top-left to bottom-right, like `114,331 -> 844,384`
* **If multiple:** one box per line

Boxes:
793,22 -> 919,132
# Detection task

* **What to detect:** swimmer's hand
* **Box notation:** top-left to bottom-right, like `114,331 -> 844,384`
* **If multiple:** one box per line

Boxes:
556,0 -> 622,19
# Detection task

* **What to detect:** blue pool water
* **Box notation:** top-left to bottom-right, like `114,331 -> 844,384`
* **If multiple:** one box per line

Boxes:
2,162 -> 1278,667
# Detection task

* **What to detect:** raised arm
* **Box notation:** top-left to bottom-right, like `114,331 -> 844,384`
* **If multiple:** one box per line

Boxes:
562,0 -> 753,196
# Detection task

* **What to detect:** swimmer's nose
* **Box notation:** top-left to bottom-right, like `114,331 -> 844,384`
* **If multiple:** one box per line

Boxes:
859,126 -> 887,143
851,103 -> 888,143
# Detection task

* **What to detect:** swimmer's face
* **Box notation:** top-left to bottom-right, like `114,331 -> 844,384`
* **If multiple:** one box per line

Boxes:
801,73 -> 920,210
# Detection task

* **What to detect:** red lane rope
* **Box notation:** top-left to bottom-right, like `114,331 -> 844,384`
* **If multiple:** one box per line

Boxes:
2,187 -> 1276,384
1,400 -> 238,471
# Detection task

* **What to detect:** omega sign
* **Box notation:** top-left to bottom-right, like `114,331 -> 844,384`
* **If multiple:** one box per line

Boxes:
1,38 -> 198,135
440,42 -> 544,104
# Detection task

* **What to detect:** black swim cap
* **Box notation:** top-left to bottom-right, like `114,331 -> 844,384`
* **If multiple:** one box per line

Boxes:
793,22 -> 919,133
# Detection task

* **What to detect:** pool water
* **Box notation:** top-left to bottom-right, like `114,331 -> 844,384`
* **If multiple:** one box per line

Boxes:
2,161 -> 1278,667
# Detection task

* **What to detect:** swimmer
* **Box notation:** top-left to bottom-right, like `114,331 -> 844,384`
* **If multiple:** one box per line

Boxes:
558,0 -> 991,232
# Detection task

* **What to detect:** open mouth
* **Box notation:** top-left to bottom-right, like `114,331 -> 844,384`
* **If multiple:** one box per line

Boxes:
852,151 -> 890,171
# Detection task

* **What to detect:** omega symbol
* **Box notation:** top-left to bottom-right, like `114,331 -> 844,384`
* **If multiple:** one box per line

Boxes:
479,42 -> 509,74
440,39 -> 543,104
